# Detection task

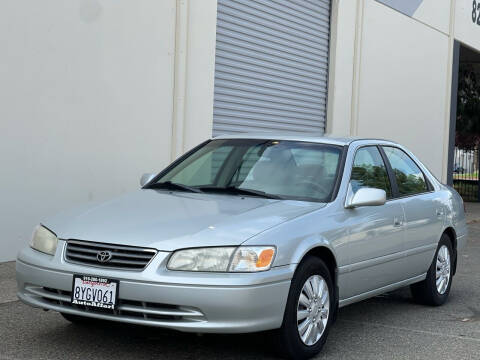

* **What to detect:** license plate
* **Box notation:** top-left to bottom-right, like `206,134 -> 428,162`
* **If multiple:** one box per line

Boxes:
71,275 -> 119,309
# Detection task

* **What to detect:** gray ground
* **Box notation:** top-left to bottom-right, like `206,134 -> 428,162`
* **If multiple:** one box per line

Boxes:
2,207 -> 480,359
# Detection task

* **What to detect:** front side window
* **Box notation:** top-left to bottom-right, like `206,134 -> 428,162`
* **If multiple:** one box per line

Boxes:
382,147 -> 428,196
151,139 -> 343,202
351,146 -> 392,199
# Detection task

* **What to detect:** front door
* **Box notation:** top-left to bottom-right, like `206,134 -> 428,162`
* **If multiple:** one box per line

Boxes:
341,146 -> 406,299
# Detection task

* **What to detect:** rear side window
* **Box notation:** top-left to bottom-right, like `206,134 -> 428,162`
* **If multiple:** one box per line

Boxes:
382,147 -> 428,196
351,146 -> 392,199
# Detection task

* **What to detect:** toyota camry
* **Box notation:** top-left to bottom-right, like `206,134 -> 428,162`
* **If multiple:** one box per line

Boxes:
16,135 -> 467,359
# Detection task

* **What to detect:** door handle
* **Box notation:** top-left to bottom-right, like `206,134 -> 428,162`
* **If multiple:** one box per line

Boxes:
393,217 -> 403,227
436,209 -> 444,218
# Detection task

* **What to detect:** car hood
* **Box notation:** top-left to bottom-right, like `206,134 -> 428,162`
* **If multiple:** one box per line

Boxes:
44,190 -> 326,251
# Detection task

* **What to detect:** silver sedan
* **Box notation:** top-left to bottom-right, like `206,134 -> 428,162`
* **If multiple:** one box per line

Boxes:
16,135 -> 467,359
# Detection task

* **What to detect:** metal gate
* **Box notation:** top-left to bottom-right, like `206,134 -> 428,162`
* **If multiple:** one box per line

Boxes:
453,146 -> 480,201
213,0 -> 331,136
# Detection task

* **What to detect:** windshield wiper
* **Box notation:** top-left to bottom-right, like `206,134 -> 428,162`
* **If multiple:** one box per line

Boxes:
198,186 -> 283,199
145,181 -> 203,193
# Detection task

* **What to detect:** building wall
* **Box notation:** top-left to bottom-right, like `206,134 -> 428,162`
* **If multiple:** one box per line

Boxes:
0,0 -> 217,261
356,0 -> 451,179
328,0 -> 455,180
3,0 -> 480,262
325,0 -> 357,136
181,0 -> 217,156
454,0 -> 480,50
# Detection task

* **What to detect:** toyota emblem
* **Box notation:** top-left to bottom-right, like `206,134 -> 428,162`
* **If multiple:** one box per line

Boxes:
96,250 -> 112,263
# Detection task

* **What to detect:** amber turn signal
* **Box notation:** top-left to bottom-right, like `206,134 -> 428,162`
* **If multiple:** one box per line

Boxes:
256,248 -> 275,268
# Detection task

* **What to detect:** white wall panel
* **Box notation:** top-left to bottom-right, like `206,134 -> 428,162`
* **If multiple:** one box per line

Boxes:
356,0 -> 450,178
375,0 -> 450,35
182,0 -> 218,154
0,0 -> 176,261
455,0 -> 480,50
413,0 -> 451,35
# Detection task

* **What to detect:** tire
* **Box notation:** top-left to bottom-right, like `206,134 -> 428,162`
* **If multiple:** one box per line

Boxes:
61,312 -> 100,325
275,256 -> 335,360
410,234 -> 454,306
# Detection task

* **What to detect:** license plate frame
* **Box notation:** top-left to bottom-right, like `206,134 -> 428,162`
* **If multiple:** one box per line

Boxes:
71,274 -> 119,310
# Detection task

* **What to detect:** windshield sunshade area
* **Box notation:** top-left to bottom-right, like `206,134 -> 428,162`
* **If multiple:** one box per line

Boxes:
147,139 -> 343,202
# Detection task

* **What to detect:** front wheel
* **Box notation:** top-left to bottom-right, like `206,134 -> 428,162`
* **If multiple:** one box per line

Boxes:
411,234 -> 454,306
275,256 -> 334,360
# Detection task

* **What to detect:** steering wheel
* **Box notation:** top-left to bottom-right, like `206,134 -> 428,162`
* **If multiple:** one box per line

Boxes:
295,180 -> 329,197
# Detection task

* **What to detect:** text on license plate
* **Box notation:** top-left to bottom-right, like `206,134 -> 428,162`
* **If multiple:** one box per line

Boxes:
71,275 -> 118,309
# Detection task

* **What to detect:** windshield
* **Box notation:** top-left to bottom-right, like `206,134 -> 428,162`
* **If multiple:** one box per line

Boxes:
150,139 -> 343,202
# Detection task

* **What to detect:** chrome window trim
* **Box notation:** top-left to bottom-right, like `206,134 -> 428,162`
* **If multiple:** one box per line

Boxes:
344,144 -> 394,206
381,145 -> 434,199
343,143 -> 436,206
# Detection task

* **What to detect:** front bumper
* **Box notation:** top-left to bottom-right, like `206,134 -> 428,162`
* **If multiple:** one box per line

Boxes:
16,241 -> 293,333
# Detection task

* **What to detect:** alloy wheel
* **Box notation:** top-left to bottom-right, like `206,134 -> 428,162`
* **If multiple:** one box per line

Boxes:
296,274 -> 330,346
436,245 -> 451,295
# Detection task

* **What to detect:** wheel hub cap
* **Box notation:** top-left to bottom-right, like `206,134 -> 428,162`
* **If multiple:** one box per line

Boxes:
296,275 -> 330,346
436,245 -> 451,295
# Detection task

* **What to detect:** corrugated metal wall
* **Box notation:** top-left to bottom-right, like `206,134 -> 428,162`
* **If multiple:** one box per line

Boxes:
213,0 -> 331,136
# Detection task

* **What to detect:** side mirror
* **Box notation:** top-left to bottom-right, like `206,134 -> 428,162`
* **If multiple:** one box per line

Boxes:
140,173 -> 156,187
345,187 -> 386,209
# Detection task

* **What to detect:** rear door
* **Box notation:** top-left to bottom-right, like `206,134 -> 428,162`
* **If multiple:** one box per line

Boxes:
381,146 -> 444,279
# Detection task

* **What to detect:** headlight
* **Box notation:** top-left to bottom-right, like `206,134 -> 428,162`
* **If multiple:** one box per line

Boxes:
167,247 -> 236,272
30,225 -> 58,255
167,246 -> 276,272
229,246 -> 276,272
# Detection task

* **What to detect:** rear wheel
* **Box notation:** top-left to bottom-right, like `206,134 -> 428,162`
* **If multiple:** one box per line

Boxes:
411,234 -> 454,306
276,256 -> 334,359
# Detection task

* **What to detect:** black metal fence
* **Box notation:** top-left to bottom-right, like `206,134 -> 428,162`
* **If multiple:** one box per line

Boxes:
453,146 -> 480,201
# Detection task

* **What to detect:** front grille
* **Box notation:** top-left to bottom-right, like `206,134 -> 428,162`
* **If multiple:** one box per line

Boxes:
24,286 -> 205,324
65,240 -> 157,270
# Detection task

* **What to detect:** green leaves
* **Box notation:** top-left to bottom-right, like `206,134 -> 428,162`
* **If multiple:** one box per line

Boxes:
456,63 -> 480,149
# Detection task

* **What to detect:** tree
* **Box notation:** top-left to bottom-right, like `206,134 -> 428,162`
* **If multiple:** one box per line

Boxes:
456,63 -> 480,149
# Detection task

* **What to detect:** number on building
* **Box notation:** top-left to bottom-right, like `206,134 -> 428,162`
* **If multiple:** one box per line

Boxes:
473,0 -> 480,25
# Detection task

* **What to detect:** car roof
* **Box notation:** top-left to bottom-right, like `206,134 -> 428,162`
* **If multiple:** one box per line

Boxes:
213,133 -> 397,146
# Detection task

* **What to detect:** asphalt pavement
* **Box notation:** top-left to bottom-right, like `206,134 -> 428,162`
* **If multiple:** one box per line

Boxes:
1,216 -> 480,359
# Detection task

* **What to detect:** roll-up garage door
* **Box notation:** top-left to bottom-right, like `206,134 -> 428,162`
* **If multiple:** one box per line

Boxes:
213,0 -> 331,136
